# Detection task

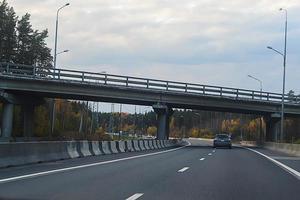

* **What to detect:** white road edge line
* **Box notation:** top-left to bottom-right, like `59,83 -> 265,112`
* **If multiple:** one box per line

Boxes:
0,141 -> 191,184
178,167 -> 189,173
126,193 -> 144,200
199,158 -> 205,161
245,147 -> 300,180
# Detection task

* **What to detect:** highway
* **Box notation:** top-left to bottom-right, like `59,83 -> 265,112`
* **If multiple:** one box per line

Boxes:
0,139 -> 299,200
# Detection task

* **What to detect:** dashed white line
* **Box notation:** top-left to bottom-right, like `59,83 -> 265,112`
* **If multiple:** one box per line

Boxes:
126,193 -> 144,200
245,147 -> 300,180
199,158 -> 205,161
178,167 -> 189,173
212,150 -> 216,153
208,153 -> 212,156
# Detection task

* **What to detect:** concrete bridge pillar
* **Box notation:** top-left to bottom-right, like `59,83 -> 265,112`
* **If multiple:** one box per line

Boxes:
264,113 -> 281,142
1,103 -> 14,138
23,104 -> 35,137
153,104 -> 173,140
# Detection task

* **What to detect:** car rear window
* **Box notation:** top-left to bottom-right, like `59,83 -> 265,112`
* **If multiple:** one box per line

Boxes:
216,134 -> 229,139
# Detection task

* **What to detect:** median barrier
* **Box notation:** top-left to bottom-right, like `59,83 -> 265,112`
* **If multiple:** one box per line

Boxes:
100,141 -> 111,154
148,140 -> 155,149
163,140 -> 169,147
117,141 -> 126,153
156,140 -> 162,148
139,140 -> 146,151
0,141 -> 70,168
133,140 -> 141,151
109,141 -> 119,154
91,141 -> 102,156
160,140 -> 166,148
67,141 -> 80,158
125,140 -> 134,152
264,142 -> 300,156
153,140 -> 158,149
77,141 -> 92,157
143,140 -> 150,150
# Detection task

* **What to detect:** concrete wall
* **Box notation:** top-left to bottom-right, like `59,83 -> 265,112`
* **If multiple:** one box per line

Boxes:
240,141 -> 300,157
0,139 -> 180,168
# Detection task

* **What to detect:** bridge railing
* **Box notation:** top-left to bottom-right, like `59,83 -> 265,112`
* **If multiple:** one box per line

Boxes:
0,62 -> 299,105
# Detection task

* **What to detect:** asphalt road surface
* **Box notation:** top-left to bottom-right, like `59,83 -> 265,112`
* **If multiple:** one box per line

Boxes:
0,139 -> 299,200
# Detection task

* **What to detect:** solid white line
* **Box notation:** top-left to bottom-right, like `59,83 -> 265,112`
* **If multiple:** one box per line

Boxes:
199,158 -> 205,161
208,153 -> 212,156
245,147 -> 300,180
0,143 -> 190,184
178,167 -> 189,172
126,193 -> 144,200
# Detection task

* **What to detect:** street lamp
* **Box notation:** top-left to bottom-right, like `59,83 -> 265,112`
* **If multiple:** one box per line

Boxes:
51,3 -> 70,136
56,49 -> 69,56
54,3 -> 70,69
267,8 -> 288,142
247,75 -> 263,99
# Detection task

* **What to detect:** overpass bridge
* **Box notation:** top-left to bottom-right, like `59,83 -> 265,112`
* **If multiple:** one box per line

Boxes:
1,62 -> 300,140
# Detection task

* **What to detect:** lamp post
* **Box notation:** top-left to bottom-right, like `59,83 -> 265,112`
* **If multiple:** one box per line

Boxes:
247,75 -> 263,142
56,49 -> 69,56
54,3 -> 70,69
247,75 -> 263,99
51,3 -> 70,136
267,8 -> 287,142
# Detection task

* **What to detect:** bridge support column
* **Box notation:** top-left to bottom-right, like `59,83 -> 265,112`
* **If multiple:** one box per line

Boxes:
153,104 -> 173,140
264,113 -> 281,142
23,104 -> 35,137
1,103 -> 14,138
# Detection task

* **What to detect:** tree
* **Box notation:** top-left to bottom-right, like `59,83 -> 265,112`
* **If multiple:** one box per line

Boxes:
0,0 -> 17,62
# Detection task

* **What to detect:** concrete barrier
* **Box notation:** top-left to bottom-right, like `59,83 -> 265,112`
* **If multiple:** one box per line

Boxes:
163,140 -> 170,147
139,140 -> 146,151
67,141 -> 80,158
0,141 -> 71,168
156,140 -> 162,148
264,142 -> 300,157
117,141 -> 126,153
148,140 -> 155,149
125,140 -> 134,152
133,140 -> 141,151
153,140 -> 158,149
91,141 -> 102,156
160,140 -> 166,148
143,140 -> 150,150
77,141 -> 92,157
100,141 -> 111,155
109,141 -> 119,154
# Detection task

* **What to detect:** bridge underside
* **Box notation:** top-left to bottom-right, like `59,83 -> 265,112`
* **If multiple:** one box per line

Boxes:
1,76 -> 300,141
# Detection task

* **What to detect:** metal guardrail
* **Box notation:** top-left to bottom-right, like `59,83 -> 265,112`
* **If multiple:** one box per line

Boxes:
0,62 -> 299,105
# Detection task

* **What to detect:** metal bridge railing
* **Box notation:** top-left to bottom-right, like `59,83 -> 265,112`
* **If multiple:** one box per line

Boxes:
0,62 -> 299,105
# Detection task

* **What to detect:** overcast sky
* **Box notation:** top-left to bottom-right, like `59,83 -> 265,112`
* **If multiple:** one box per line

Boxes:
7,0 -> 300,112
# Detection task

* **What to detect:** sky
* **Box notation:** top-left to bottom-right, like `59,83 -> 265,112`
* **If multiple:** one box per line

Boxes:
7,0 -> 300,112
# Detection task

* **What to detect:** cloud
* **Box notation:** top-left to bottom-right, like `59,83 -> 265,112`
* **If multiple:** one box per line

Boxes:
7,0 -> 300,97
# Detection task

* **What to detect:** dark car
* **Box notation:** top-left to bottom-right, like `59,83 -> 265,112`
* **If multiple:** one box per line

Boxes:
213,134 -> 232,148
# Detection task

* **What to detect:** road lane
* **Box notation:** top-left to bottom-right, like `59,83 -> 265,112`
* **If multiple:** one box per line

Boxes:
0,139 -> 299,200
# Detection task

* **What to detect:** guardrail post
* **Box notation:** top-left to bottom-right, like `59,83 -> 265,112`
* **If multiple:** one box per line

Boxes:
236,89 -> 239,99
166,82 -> 169,90
104,74 -> 107,84
147,79 -> 149,88
203,86 -> 205,94
252,91 -> 254,99
126,77 -> 129,86
82,72 -> 85,82
6,63 -> 9,73
185,83 -> 188,92
58,69 -> 61,79
220,87 -> 223,97
267,93 -> 270,101
33,65 -> 36,76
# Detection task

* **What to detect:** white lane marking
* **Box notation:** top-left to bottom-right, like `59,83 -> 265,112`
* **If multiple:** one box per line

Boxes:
271,156 -> 300,161
245,147 -> 300,180
0,143 -> 191,184
212,150 -> 216,153
178,167 -> 189,173
199,158 -> 205,161
126,193 -> 144,200
208,153 -> 212,156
